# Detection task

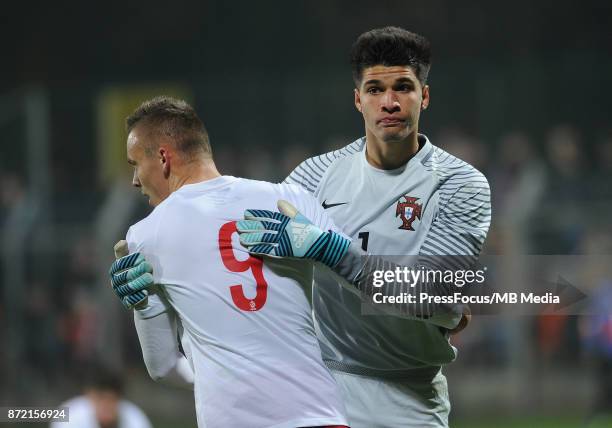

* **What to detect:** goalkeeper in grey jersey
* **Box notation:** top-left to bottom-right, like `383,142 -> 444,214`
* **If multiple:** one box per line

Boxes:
238,27 -> 491,427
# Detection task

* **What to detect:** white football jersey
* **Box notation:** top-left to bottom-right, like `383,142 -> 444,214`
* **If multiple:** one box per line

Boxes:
285,134 -> 491,373
126,176 -> 347,428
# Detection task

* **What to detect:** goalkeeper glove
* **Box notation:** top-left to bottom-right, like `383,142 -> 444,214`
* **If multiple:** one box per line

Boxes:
109,240 -> 154,309
236,200 -> 350,268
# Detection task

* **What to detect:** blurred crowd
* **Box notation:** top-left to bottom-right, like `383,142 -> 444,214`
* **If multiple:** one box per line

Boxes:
1,122 -> 612,415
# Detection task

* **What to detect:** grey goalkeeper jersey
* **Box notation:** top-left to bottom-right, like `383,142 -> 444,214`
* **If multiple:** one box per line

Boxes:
285,134 -> 491,372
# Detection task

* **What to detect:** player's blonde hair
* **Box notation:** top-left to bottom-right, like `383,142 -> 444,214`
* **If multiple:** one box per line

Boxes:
126,96 -> 213,160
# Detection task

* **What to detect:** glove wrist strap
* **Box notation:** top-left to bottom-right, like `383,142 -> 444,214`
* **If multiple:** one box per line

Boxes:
314,232 -> 350,268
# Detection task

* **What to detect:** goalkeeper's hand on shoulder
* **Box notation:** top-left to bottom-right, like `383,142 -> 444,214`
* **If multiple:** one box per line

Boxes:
236,200 -> 350,268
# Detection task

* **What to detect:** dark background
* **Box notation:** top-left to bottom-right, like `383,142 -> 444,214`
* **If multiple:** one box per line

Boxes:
1,1 -> 611,427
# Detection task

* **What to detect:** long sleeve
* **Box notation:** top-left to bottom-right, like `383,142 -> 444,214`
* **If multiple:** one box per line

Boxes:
333,179 -> 491,329
133,286 -> 194,390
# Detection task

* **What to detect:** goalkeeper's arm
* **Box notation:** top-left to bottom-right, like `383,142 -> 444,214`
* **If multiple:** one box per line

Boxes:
238,197 -> 489,330
331,181 -> 489,329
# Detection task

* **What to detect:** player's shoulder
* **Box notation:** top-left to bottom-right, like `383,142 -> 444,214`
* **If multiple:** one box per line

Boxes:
225,176 -> 299,198
214,177 -> 321,224
128,176 -> 236,236
127,204 -> 165,247
232,176 -> 278,192
425,140 -> 489,190
237,177 -> 315,207
421,138 -> 491,212
126,188 -> 188,251
284,137 -> 365,192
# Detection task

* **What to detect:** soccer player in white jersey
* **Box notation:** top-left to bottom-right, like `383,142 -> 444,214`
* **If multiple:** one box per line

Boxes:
108,96 -> 349,428
240,27 -> 492,427
51,367 -> 152,428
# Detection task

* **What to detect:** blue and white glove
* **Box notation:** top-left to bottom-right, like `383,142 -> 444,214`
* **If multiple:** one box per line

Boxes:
109,240 -> 154,309
236,200 -> 350,268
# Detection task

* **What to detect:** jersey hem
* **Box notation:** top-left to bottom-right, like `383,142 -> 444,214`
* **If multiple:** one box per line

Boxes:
325,359 -> 441,382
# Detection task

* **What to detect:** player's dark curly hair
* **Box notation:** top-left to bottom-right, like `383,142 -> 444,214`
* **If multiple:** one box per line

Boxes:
126,96 -> 212,158
350,26 -> 431,87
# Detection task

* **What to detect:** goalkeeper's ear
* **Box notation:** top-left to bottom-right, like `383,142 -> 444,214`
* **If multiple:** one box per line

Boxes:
277,200 -> 299,218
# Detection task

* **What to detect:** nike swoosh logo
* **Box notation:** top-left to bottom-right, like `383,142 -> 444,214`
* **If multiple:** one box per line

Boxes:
322,200 -> 348,209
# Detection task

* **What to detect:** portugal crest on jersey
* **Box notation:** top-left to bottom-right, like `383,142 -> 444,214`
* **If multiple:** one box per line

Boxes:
395,196 -> 422,231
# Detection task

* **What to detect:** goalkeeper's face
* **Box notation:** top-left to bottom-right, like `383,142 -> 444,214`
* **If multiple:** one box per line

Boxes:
354,65 -> 429,145
127,127 -> 170,206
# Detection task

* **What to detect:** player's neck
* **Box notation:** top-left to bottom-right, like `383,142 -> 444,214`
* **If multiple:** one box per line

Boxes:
168,158 -> 222,192
364,130 -> 420,170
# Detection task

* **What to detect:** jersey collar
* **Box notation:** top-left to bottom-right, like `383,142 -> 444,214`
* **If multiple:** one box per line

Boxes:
359,133 -> 433,174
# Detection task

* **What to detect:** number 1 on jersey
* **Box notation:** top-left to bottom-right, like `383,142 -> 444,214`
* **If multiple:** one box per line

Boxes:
218,222 -> 268,311
358,231 -> 369,251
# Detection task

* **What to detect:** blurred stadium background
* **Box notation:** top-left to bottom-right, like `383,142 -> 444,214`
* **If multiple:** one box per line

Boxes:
1,1 -> 611,427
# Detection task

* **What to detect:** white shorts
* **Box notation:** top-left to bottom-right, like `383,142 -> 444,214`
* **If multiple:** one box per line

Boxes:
330,369 -> 450,428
